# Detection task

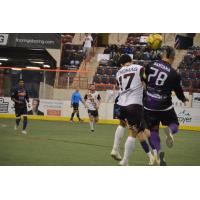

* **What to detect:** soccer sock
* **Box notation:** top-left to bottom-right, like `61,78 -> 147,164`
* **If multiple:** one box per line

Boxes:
113,125 -> 125,151
150,130 -> 161,152
23,116 -> 28,130
70,112 -> 75,120
89,121 -> 94,131
122,136 -> 136,164
140,141 -> 150,154
169,123 -> 179,134
16,118 -> 21,126
153,149 -> 158,157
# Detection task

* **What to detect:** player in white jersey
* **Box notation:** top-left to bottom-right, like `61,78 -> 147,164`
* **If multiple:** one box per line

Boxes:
110,54 -> 152,166
84,84 -> 101,133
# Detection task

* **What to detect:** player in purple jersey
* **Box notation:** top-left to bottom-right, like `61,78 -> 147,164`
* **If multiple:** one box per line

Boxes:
11,79 -> 30,134
143,46 -> 188,165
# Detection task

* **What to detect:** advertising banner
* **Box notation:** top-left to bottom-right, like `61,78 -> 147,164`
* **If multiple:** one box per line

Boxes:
192,93 -> 200,108
0,33 -> 61,49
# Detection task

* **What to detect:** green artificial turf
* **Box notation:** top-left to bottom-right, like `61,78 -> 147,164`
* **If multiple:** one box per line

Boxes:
0,118 -> 200,166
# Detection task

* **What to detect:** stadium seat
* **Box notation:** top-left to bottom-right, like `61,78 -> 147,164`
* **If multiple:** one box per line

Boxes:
105,68 -> 112,76
109,76 -> 117,84
101,76 -> 109,84
182,79 -> 191,90
97,67 -> 104,75
189,71 -> 197,79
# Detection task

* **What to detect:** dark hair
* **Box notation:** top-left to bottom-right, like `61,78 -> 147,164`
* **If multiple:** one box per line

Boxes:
33,98 -> 40,104
160,45 -> 175,59
118,54 -> 132,66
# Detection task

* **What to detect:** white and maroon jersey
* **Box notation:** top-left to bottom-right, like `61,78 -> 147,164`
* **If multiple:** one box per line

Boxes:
116,64 -> 145,106
84,91 -> 101,111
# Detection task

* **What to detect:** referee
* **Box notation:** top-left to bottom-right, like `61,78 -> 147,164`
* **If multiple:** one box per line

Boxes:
70,87 -> 85,122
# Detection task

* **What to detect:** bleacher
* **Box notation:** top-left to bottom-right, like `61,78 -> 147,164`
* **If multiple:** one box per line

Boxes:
58,34 -> 85,88
93,33 -> 161,90
178,46 -> 200,92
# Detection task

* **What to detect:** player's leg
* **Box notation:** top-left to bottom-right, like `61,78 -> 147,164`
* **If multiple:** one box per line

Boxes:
70,104 -> 76,122
88,110 -> 95,132
22,115 -> 28,134
144,109 -> 161,165
76,109 -> 83,122
111,120 -> 126,161
162,109 -> 179,148
138,130 -> 155,165
21,107 -> 28,134
15,116 -> 21,130
111,106 -> 126,161
14,108 -> 21,130
119,126 -> 137,166
119,105 -> 142,166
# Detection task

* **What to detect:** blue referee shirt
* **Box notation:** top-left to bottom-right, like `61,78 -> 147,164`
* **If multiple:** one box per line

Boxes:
71,92 -> 83,105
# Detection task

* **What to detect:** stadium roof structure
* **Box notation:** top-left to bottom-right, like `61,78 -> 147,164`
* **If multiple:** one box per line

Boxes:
0,46 -> 56,69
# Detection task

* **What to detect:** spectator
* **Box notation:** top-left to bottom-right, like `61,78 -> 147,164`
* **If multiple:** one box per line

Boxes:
83,33 -> 93,61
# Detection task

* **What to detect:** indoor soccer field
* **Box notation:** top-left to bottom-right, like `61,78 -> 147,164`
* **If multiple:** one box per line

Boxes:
0,118 -> 200,166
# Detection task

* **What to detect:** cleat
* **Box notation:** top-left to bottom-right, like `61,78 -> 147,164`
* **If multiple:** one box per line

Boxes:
159,152 -> 167,166
90,130 -> 95,133
148,153 -> 155,165
119,160 -> 129,166
111,149 -> 122,161
22,130 -> 27,134
164,127 -> 174,148
70,120 -> 74,123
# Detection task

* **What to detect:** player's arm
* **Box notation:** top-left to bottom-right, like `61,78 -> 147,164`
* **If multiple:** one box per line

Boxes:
140,67 -> 147,89
11,90 -> 21,104
25,90 -> 30,103
84,94 -> 88,108
96,94 -> 101,109
79,94 -> 86,107
173,73 -> 189,104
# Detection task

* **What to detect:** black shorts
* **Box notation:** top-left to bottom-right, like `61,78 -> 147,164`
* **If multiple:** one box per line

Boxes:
15,106 -> 28,117
113,103 -> 121,119
88,110 -> 99,117
72,103 -> 79,111
144,108 -> 179,129
118,104 -> 145,132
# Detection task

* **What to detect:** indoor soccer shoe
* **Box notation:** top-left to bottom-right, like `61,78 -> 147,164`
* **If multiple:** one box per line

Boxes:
22,130 -> 27,134
159,152 -> 167,166
119,160 -> 129,166
111,149 -> 122,161
164,127 -> 174,148
148,153 -> 155,165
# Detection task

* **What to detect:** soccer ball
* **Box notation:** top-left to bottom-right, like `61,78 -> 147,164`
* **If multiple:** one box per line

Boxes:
146,33 -> 163,50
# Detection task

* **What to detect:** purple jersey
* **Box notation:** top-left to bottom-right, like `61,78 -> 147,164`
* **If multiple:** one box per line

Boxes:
144,60 -> 186,110
11,88 -> 29,109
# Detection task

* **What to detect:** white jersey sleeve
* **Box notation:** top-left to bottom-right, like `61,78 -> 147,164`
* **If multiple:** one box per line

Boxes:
85,91 -> 101,110
116,64 -> 144,106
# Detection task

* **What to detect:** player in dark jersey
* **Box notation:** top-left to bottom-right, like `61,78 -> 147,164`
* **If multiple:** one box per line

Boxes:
143,46 -> 188,165
11,79 -> 30,134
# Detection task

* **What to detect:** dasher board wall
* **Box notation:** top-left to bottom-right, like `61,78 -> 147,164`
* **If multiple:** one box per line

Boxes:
0,97 -> 200,131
